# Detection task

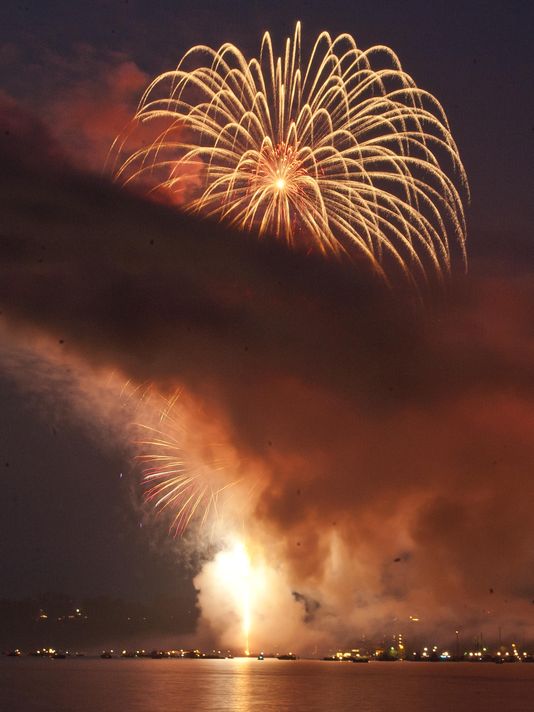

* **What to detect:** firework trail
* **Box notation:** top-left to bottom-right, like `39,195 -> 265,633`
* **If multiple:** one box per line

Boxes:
112,22 -> 468,285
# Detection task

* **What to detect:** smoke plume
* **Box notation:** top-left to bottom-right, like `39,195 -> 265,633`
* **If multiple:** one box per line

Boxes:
1,107 -> 533,652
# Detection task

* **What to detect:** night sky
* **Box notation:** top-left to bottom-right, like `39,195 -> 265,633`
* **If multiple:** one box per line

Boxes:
1,0 -> 533,645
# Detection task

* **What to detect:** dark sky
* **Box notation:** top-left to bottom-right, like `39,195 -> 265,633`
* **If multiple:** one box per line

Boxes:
1,0 -> 533,640
2,0 -> 532,234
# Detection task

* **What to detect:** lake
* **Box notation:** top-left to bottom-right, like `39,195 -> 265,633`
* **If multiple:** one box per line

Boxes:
1,658 -> 533,711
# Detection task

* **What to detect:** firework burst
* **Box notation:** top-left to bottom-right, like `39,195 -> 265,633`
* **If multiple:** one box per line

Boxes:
133,393 -> 240,536
112,22 -> 467,284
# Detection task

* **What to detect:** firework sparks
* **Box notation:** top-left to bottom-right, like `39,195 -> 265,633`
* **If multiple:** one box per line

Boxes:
112,22 -> 468,285
134,394 -> 239,536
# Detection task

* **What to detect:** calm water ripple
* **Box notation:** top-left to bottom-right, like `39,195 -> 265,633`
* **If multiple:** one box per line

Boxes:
1,658 -> 533,712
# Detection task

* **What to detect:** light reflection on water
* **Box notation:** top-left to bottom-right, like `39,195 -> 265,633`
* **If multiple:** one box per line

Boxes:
1,657 -> 534,711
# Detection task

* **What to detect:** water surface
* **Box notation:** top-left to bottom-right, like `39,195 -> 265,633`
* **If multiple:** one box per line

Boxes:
1,658 -> 533,711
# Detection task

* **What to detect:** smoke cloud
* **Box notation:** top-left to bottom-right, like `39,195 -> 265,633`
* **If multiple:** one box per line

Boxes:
1,107 -> 533,652
0,44 -> 148,172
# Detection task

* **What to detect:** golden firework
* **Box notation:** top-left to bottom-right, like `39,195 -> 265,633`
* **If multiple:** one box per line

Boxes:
112,22 -> 468,284
134,394 -> 238,535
